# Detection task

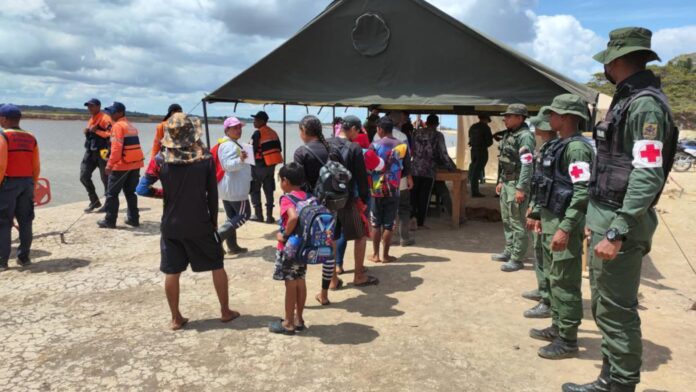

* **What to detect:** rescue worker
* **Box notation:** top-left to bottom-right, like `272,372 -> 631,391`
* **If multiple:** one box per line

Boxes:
98,102 -> 145,229
527,95 -> 594,360
249,111 -> 283,223
80,98 -> 112,212
563,27 -> 678,392
0,104 -> 40,271
522,109 -> 556,319
150,103 -> 182,159
492,104 -> 536,272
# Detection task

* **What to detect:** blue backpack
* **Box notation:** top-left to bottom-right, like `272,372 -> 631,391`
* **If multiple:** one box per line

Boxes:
284,194 -> 336,265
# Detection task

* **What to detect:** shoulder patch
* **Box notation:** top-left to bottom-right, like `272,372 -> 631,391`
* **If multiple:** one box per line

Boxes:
632,140 -> 663,168
568,161 -> 590,183
642,122 -> 658,140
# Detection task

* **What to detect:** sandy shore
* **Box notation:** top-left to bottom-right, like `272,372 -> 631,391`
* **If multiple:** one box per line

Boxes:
1,174 -> 695,391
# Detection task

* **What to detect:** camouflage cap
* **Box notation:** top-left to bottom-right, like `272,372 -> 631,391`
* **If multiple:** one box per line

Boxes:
541,94 -> 589,121
529,107 -> 552,131
593,27 -> 661,65
161,112 -> 203,149
500,103 -> 528,117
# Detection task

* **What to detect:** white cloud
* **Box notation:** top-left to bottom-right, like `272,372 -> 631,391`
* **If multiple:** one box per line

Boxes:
653,26 -> 696,63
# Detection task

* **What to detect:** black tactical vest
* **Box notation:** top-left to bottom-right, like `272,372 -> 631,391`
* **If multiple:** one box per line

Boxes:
498,125 -> 531,181
536,136 -> 591,217
588,86 -> 678,209
530,138 -> 557,205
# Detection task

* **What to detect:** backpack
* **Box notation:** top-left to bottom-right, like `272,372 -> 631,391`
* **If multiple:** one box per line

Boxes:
211,143 -> 225,183
303,142 -> 352,211
284,194 -> 336,265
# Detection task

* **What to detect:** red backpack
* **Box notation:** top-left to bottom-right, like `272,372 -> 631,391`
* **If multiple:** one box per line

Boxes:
211,143 -> 226,183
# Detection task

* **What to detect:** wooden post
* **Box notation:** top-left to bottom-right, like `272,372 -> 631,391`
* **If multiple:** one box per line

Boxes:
456,116 -> 467,170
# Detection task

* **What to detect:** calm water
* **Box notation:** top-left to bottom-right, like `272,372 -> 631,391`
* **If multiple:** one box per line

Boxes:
18,119 -> 457,206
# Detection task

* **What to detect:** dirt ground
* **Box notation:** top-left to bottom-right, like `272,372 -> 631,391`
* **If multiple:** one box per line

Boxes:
1,173 -> 695,392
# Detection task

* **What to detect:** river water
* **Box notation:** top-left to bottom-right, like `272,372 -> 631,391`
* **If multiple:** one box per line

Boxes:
17,119 -> 458,206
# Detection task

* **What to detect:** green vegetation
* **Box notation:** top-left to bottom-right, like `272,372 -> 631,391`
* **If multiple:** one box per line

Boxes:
587,53 -> 696,129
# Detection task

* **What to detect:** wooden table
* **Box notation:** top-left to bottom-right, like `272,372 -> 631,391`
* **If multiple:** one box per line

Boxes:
435,169 -> 468,228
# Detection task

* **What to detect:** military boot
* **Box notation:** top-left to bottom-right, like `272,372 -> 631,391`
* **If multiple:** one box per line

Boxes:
521,288 -> 542,301
529,325 -> 558,342
538,336 -> 578,359
491,251 -> 510,262
500,260 -> 524,272
265,208 -> 275,224
562,356 -> 611,392
523,301 -> 551,318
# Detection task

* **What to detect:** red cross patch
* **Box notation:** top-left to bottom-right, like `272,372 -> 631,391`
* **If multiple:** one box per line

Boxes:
520,152 -> 533,165
568,161 -> 590,183
632,140 -> 663,168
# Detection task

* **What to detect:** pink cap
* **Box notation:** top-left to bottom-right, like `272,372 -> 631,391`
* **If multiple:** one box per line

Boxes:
224,117 -> 245,129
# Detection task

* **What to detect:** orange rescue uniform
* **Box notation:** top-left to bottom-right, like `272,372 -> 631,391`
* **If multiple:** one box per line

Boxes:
107,117 -> 145,172
0,129 -> 40,184
150,120 -> 166,159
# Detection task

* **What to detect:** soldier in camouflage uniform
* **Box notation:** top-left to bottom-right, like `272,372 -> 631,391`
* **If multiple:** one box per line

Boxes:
492,104 -> 536,272
521,109 -> 556,319
563,27 -> 678,392
527,95 -> 594,360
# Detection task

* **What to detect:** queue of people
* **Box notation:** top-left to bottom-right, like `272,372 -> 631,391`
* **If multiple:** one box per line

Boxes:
0,25 -> 676,392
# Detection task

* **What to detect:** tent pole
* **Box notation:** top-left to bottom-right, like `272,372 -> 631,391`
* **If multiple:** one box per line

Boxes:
332,106 -> 336,120
202,100 -> 211,148
283,104 -> 287,165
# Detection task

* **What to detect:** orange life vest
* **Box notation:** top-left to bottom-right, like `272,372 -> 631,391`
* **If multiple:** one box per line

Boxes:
255,125 -> 283,166
1,129 -> 37,178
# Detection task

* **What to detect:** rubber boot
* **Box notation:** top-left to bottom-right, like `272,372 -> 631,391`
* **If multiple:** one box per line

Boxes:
562,356 -> 611,392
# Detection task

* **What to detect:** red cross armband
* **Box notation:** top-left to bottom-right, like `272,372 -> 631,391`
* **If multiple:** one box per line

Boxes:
568,161 -> 591,183
632,140 -> 663,169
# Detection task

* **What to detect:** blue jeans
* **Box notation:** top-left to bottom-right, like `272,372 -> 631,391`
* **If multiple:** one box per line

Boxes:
0,178 -> 35,262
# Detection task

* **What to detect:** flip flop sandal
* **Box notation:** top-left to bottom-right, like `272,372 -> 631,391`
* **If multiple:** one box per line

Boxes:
269,319 -> 295,335
315,294 -> 331,306
295,323 -> 306,332
354,275 -> 379,287
330,278 -> 344,291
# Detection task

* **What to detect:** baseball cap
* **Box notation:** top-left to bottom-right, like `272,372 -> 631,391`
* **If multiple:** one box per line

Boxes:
0,104 -> 22,118
104,102 -> 126,114
84,98 -> 101,107
164,103 -> 183,121
341,115 -> 362,130
224,116 -> 245,129
251,111 -> 269,121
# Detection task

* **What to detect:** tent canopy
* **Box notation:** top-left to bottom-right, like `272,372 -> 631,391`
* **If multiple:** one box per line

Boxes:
205,0 -> 598,114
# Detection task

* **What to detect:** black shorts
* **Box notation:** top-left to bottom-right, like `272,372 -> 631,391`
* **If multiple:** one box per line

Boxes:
370,196 -> 399,230
335,198 -> 369,241
160,234 -> 224,274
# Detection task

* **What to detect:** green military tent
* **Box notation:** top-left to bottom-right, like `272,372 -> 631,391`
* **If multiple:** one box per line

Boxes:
204,0 -> 598,114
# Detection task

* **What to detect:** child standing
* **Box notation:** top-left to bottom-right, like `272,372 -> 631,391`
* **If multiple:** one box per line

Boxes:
269,163 -> 308,335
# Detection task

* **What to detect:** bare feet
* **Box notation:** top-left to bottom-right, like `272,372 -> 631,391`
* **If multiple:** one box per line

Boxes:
221,309 -> 240,323
315,293 -> 330,306
171,316 -> 189,331
337,266 -> 345,274
382,255 -> 397,263
369,255 -> 382,263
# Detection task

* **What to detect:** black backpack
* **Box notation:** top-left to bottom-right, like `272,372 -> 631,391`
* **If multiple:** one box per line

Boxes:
303,142 -> 352,211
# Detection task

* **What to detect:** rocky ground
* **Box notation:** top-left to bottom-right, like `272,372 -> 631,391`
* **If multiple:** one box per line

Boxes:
1,173 -> 695,391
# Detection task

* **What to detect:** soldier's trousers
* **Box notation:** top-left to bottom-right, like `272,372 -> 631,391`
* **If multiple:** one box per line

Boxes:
542,229 -> 583,340
533,232 -> 549,303
499,182 -> 528,261
589,231 -> 651,386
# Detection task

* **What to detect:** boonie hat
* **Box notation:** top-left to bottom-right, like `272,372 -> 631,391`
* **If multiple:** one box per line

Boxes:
501,103 -> 528,117
540,94 -> 589,121
593,27 -> 660,65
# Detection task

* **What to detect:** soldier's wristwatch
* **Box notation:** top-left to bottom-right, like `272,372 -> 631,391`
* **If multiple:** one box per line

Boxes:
605,228 -> 626,243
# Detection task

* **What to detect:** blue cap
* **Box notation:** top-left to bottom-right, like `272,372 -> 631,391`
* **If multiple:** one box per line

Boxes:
84,98 -> 101,107
0,104 -> 22,118
104,101 -> 126,114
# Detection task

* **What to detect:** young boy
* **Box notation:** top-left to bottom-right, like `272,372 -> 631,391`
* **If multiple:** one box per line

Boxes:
369,116 -> 412,263
269,163 -> 308,335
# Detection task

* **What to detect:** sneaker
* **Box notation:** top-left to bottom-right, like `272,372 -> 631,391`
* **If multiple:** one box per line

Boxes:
491,252 -> 511,262
521,289 -> 542,301
538,337 -> 579,360
124,218 -> 140,227
529,325 -> 559,342
523,301 -> 551,318
95,205 -> 107,213
84,200 -> 102,213
97,220 -> 116,229
227,245 -> 248,255
16,257 -> 32,267
500,260 -> 524,272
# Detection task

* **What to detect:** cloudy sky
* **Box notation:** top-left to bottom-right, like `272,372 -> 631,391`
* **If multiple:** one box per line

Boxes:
1,0 -> 695,126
